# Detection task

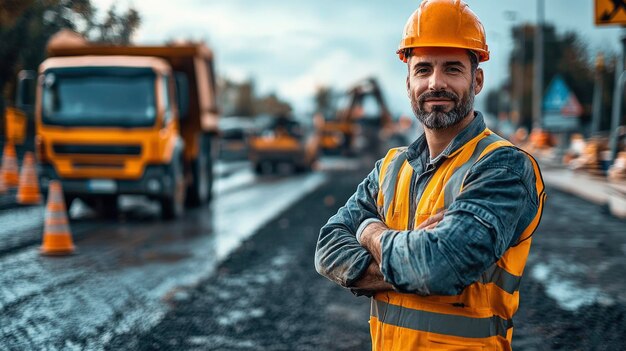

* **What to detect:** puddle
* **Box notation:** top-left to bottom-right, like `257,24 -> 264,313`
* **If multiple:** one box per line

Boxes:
187,335 -> 257,348
531,263 -> 614,311
217,307 -> 266,327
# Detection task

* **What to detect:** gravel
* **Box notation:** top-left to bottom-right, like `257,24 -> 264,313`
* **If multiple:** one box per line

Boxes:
108,168 -> 626,351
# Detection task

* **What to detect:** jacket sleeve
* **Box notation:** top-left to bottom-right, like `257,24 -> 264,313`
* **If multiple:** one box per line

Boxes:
379,147 -> 540,295
315,161 -> 383,288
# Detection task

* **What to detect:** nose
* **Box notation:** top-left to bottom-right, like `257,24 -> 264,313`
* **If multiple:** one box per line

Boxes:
428,68 -> 448,91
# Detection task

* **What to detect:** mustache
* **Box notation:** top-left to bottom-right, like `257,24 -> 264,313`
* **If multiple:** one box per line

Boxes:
418,90 -> 459,106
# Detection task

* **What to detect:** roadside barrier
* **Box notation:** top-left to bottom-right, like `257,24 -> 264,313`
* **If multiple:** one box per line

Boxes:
41,180 -> 75,255
1,142 -> 19,188
17,152 -> 42,205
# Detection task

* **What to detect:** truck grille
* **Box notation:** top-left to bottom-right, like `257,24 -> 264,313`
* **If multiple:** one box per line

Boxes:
53,144 -> 142,156
72,162 -> 125,169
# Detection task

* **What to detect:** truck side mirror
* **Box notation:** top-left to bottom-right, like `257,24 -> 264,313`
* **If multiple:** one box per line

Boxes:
175,72 -> 189,120
16,70 -> 36,113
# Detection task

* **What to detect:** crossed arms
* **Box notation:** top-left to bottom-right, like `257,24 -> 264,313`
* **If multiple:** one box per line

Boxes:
314,148 -> 539,296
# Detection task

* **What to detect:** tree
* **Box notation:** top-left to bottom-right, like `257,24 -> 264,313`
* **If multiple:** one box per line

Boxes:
233,80 -> 255,117
256,93 -> 292,116
314,86 -> 333,117
0,0 -> 141,105
217,77 -> 292,117
485,89 -> 501,118
487,23 -> 605,132
96,5 -> 140,45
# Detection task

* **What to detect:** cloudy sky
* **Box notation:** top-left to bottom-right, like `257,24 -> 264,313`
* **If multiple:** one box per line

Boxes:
93,0 -> 623,118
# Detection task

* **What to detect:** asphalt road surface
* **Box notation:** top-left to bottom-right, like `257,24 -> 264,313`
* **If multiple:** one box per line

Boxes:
1,159 -> 625,350
113,167 -> 626,351
0,163 -> 325,350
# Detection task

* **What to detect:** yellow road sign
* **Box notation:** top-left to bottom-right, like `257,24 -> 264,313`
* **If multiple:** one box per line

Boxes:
596,0 -> 626,26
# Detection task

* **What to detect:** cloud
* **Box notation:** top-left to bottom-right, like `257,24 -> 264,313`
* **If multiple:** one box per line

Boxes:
273,49 -> 372,111
89,0 -> 623,116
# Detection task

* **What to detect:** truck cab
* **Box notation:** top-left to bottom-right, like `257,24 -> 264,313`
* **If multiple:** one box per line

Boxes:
28,30 -> 219,219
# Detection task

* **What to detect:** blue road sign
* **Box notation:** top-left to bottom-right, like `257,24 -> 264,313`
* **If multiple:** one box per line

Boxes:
543,75 -> 571,112
542,75 -> 582,131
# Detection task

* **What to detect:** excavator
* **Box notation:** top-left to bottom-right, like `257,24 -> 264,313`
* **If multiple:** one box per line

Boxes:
316,77 -> 409,158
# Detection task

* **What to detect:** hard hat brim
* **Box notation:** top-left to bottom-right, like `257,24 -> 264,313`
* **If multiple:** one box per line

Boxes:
397,45 -> 489,63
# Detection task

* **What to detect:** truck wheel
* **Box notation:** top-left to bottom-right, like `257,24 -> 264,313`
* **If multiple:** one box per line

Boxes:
254,161 -> 273,175
99,195 -> 119,219
205,141 -> 214,202
253,162 -> 263,175
161,155 -> 185,219
187,134 -> 211,206
84,195 -> 118,219
59,194 -> 75,212
295,163 -> 310,174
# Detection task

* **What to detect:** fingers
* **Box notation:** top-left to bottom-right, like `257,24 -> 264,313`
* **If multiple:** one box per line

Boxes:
416,211 -> 445,230
423,222 -> 439,230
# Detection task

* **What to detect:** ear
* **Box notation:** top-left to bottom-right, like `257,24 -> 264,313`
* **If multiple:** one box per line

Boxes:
406,75 -> 411,99
473,68 -> 484,95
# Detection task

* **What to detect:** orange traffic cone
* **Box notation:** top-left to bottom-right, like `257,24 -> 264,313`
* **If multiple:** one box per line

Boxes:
17,152 -> 42,205
0,171 -> 6,195
1,142 -> 19,188
41,180 -> 75,255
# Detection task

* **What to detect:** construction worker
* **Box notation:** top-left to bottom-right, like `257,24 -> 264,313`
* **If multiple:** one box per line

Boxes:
314,0 -> 545,350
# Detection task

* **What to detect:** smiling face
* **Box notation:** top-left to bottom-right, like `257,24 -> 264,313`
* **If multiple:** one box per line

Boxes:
406,47 -> 484,130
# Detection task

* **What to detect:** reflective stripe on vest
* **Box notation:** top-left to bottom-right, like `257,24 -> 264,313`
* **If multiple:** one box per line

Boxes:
371,128 -> 545,349
371,299 -> 513,339
478,263 -> 522,295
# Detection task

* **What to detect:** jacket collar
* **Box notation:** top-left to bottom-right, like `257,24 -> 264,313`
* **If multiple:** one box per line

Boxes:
406,111 -> 487,167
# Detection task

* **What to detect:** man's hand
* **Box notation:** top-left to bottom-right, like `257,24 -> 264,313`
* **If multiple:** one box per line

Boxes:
354,212 -> 445,294
417,211 -> 445,230
358,212 -> 444,264
351,261 -> 394,295
358,220 -> 388,265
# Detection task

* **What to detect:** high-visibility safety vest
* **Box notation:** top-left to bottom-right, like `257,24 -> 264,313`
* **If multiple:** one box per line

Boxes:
371,128 -> 545,350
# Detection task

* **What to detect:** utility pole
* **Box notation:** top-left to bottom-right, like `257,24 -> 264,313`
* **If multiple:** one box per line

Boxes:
591,53 -> 605,135
609,31 -> 626,161
532,0 -> 544,130
516,25 -> 526,127
505,11 -> 526,128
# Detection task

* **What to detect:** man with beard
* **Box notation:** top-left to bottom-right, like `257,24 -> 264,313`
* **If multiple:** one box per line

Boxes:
314,0 -> 546,350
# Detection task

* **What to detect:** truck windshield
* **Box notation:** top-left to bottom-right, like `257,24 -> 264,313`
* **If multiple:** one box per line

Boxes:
41,67 -> 157,127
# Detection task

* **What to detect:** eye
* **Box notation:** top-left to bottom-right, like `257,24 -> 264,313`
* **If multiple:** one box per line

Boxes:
447,66 -> 463,73
414,67 -> 430,76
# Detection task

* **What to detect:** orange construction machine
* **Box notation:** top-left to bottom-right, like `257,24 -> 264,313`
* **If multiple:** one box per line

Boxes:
248,115 -> 319,175
18,30 -> 219,219
317,77 -> 405,157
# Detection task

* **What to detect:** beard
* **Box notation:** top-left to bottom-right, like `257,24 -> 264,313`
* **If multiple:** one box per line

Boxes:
411,86 -> 474,130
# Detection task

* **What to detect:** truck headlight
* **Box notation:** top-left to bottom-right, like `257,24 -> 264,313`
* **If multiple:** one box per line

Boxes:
147,178 -> 161,193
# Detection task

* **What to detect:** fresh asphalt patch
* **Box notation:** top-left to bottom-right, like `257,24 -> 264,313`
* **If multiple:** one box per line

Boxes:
106,170 -> 626,351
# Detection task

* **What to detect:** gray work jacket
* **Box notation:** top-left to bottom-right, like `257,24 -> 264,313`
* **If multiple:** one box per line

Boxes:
315,112 -> 542,296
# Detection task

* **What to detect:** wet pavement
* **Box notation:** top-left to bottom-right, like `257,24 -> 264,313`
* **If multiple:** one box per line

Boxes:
105,168 -> 371,351
1,158 -> 626,350
509,184 -> 626,350
107,166 -> 626,351
0,163 -> 325,350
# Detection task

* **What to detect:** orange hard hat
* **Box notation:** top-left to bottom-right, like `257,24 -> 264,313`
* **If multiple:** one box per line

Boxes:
397,0 -> 489,63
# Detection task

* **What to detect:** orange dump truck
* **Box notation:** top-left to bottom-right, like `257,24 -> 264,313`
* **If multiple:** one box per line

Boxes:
20,31 -> 219,218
